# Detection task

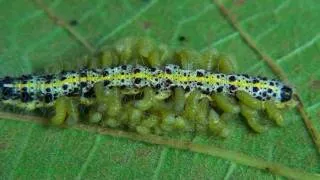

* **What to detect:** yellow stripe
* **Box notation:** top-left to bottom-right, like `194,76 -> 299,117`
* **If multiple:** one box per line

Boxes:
14,71 -> 277,92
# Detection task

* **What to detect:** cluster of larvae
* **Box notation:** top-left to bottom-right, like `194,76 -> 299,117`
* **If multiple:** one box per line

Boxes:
0,37 -> 296,137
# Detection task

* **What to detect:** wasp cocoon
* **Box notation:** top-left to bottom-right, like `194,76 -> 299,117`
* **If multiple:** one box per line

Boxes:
265,101 -> 284,126
135,87 -> 156,111
51,97 -> 68,125
208,109 -> 230,138
215,54 -> 237,73
212,94 -> 240,114
173,87 -> 186,113
200,48 -> 219,71
240,104 -> 267,133
236,91 -> 264,110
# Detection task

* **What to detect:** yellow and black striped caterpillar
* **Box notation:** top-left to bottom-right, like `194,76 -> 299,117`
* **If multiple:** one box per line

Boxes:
0,37 -> 296,137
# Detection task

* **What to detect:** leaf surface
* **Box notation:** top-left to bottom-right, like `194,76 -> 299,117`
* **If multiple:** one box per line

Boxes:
0,0 -> 319,179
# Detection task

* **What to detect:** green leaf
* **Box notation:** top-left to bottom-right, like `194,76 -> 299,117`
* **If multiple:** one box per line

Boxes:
1,0 -> 320,179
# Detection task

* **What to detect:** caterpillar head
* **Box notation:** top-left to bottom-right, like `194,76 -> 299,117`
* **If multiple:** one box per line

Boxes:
275,85 -> 297,108
280,85 -> 293,102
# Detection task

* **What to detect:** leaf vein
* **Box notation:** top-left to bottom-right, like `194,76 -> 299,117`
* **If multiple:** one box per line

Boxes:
170,4 -> 214,43
277,34 -> 320,64
8,124 -> 34,179
76,135 -> 101,180
152,147 -> 168,180
223,162 -> 236,180
307,102 -> 320,112
97,0 -> 158,46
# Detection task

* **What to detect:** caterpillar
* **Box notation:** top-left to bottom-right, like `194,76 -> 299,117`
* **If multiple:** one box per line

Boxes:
0,37 -> 296,137
0,64 -> 292,109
